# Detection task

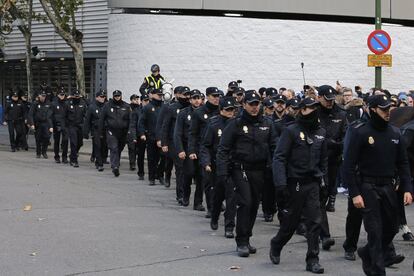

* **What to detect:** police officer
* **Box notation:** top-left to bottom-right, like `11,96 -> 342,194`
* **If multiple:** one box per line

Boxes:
128,94 -> 141,171
99,90 -> 130,177
137,93 -> 150,179
317,85 -> 347,213
262,97 -> 278,222
84,89 -> 108,171
270,97 -> 327,274
138,88 -> 164,185
273,94 -> 287,120
139,64 -> 165,95
173,89 -> 204,207
51,89 -> 68,163
343,95 -> 413,276
189,87 -> 221,215
226,81 -> 239,97
217,91 -> 276,257
200,96 -> 237,238
3,91 -> 27,152
161,86 -> 191,196
65,90 -> 87,167
28,91 -> 53,158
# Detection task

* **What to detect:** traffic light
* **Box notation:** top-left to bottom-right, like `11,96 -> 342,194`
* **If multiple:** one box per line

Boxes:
31,46 -> 39,57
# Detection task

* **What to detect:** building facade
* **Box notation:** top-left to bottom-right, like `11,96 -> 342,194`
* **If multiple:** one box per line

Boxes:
0,0 -> 109,104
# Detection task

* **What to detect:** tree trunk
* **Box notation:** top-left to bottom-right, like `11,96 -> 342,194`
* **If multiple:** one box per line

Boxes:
72,42 -> 85,97
23,31 -> 33,100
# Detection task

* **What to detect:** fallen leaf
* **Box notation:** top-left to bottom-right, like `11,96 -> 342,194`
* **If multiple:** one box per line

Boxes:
184,246 -> 190,249
229,266 -> 240,271
38,218 -> 46,221
23,205 -> 32,211
30,252 -> 37,256
200,249 -> 207,252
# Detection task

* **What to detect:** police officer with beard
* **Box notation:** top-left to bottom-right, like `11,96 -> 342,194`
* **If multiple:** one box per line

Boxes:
99,90 -> 130,177
189,87 -> 221,215
217,91 -> 276,257
28,91 -> 53,158
3,91 -> 27,152
84,89 -> 108,172
270,97 -> 327,274
51,89 -> 68,163
161,87 -> 191,195
343,95 -> 413,276
65,90 -> 87,167
138,88 -> 164,185
200,96 -> 237,238
174,90 -> 204,207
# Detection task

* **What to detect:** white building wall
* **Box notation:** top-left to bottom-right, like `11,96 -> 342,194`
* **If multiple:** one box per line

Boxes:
107,14 -> 414,98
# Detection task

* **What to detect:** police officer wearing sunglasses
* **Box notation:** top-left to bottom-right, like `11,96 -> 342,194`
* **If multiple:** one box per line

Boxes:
270,97 -> 327,274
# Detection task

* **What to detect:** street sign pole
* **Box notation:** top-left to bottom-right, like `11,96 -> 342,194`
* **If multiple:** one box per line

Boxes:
375,0 -> 382,89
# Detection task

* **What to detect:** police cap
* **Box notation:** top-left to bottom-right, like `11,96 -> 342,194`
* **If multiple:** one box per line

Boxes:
299,97 -> 319,109
263,98 -> 274,107
140,93 -> 149,101
318,85 -> 336,101
130,94 -> 139,101
286,98 -> 301,109
273,94 -> 287,103
219,96 -> 236,110
244,91 -> 261,104
71,90 -> 81,97
112,90 -> 122,97
206,87 -> 220,96
368,95 -> 392,109
190,89 -> 202,98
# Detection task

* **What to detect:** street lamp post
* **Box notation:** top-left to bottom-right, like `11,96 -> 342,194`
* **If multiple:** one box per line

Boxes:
375,0 -> 382,89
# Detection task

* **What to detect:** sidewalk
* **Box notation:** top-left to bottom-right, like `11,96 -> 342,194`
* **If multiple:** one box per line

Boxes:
0,125 -> 129,158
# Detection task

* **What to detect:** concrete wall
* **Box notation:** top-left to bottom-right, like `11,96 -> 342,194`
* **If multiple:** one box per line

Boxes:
107,14 -> 414,98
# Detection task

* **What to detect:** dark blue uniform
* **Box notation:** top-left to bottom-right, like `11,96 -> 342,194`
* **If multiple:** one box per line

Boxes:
51,97 -> 68,162
65,98 -> 87,165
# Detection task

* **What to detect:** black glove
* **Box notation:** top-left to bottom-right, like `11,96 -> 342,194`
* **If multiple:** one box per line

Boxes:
275,185 -> 290,202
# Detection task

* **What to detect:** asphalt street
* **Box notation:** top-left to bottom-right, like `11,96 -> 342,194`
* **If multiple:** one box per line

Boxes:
0,127 -> 414,275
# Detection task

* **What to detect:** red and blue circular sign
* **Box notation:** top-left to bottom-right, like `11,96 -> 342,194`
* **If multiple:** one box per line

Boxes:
367,30 -> 392,55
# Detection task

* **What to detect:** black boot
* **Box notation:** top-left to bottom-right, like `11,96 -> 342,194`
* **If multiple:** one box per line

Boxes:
306,263 -> 324,274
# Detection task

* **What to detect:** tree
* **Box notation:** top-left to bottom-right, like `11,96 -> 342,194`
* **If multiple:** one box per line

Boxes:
39,0 -> 85,96
1,0 -> 45,100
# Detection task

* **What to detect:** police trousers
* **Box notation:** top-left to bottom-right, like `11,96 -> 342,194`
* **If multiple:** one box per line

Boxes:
146,139 -> 164,181
262,168 -> 276,216
128,140 -> 146,176
106,129 -> 127,169
53,127 -> 68,159
93,131 -> 108,167
35,122 -> 50,155
233,169 -> 264,246
270,179 -> 321,265
182,158 -> 203,206
211,171 -> 236,231
68,125 -> 83,163
7,120 -> 26,150
359,182 -> 399,275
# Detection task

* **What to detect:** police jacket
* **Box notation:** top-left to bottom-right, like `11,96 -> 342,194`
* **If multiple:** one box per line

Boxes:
344,98 -> 364,124
22,100 -> 31,120
318,105 -> 347,156
65,98 -> 87,127
84,100 -> 106,137
51,98 -> 66,128
99,99 -> 130,133
189,101 -> 219,155
216,111 -> 276,177
139,74 -> 164,95
138,99 -> 163,141
342,119 -> 412,198
161,100 -> 190,147
174,106 -> 195,154
4,100 -> 26,121
28,100 -> 53,127
200,115 -> 233,168
273,121 -> 328,188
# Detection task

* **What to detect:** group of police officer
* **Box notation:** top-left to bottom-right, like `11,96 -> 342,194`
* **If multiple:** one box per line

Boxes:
3,64 -> 414,275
